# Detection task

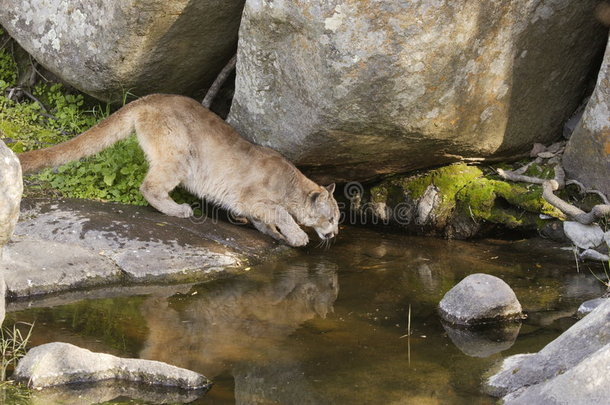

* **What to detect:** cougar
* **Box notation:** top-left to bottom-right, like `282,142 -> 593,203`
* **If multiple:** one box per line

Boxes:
19,94 -> 339,247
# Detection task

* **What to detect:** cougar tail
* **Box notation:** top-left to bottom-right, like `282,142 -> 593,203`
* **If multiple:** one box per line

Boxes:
18,103 -> 137,174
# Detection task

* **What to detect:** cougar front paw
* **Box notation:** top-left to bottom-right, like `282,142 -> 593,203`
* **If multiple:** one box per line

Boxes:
285,229 -> 309,247
172,203 -> 194,218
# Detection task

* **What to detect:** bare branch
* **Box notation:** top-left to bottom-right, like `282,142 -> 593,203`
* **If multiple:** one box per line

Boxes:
202,54 -> 237,108
499,160 -> 610,225
542,181 -> 610,224
496,168 -> 546,184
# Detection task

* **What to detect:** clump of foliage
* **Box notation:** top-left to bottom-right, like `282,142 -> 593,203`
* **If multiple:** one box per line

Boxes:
0,381 -> 32,405
0,322 -> 34,382
0,35 -> 150,205
35,135 -> 149,205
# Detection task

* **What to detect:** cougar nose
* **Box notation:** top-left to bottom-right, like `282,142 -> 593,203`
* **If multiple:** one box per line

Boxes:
324,232 -> 334,239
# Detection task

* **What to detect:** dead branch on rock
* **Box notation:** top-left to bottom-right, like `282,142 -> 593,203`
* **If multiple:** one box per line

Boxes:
202,54 -> 237,109
496,169 -> 546,185
497,143 -> 610,226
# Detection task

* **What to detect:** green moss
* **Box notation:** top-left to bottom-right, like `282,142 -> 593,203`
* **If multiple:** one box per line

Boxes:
0,49 -> 17,90
400,174 -> 432,200
369,183 -> 389,204
523,163 -> 555,180
369,163 -> 564,232
457,178 -> 565,228
374,163 -> 484,223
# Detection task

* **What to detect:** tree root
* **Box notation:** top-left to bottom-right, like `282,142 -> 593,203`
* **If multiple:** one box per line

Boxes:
497,156 -> 610,226
202,54 -> 237,108
498,148 -> 610,263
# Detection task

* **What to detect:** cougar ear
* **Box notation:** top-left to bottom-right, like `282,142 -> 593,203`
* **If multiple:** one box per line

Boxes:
325,183 -> 336,194
309,191 -> 322,204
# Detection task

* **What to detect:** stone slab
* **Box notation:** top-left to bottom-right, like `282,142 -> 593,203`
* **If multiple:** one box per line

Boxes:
1,198 -> 284,299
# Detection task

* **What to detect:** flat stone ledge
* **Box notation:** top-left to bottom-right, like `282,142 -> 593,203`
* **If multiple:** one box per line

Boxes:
3,238 -> 122,297
1,198 -> 285,299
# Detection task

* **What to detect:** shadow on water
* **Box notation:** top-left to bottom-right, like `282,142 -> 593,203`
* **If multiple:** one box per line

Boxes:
6,226 -> 606,404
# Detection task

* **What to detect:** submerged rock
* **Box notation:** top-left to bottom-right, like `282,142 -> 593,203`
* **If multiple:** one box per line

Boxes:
439,273 -> 523,325
563,32 -> 610,196
229,0 -> 606,182
577,297 -> 608,318
485,298 -> 610,399
14,342 -> 211,390
0,0 -> 244,101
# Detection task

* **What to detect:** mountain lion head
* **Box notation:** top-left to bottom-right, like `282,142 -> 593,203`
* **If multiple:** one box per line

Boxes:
302,183 -> 340,241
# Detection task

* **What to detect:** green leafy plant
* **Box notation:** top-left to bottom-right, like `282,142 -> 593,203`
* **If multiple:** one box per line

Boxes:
0,322 -> 34,382
0,43 -> 153,205
0,381 -> 32,405
0,49 -> 17,91
0,44 -> 200,207
35,135 -> 150,205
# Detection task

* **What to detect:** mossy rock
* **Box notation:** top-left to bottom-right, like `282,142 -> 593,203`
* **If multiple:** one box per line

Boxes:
364,163 -> 564,238
456,177 -> 565,228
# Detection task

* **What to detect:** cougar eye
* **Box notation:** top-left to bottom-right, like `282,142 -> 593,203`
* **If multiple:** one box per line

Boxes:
329,217 -> 335,224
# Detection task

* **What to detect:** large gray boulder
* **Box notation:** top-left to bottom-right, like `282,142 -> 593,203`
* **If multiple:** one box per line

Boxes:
14,342 -> 211,390
0,139 -> 22,251
563,33 -> 610,196
0,0 -> 244,101
485,298 -> 610,400
0,139 -> 21,327
228,0 -> 606,182
503,343 -> 610,405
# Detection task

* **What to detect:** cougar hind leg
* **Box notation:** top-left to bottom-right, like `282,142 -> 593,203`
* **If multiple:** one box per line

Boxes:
140,163 -> 193,218
135,119 -> 193,218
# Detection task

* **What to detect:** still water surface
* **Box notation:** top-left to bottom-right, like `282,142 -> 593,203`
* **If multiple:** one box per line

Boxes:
7,227 -> 606,404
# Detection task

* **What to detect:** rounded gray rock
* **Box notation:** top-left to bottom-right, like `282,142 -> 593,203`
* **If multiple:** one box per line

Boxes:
439,273 -> 522,325
563,221 -> 605,250
0,0 -> 244,101
14,342 -> 211,390
0,139 -> 22,250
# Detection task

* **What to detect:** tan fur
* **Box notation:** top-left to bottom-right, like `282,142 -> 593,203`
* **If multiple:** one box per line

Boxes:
19,94 -> 339,246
